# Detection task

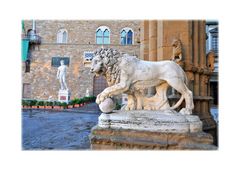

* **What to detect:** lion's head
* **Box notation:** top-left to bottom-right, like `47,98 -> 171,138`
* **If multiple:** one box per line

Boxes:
90,54 -> 105,75
90,48 -> 122,86
171,38 -> 181,47
171,38 -> 182,62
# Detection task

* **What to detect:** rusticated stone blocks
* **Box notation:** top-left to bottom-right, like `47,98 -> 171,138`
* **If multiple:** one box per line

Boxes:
90,126 -> 217,150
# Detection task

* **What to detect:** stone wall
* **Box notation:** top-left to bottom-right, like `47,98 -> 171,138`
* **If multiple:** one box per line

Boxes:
23,20 -> 141,45
22,20 -> 141,100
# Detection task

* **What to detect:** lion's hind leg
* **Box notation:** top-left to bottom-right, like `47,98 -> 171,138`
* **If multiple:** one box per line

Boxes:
167,78 -> 194,115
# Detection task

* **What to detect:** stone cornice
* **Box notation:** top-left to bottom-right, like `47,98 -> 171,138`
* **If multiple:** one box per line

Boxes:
168,95 -> 213,101
183,62 -> 213,75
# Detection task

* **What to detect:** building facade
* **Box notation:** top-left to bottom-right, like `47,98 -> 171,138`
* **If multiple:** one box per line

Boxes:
206,21 -> 218,106
22,20 -> 141,100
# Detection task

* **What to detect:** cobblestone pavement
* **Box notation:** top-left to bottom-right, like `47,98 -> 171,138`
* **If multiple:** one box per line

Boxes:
22,103 -> 101,150
22,103 -> 218,150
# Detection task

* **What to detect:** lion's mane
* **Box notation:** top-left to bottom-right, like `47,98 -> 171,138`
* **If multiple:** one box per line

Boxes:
94,48 -> 122,86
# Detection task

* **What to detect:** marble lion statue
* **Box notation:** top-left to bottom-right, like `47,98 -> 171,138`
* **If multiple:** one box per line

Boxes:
90,48 -> 194,115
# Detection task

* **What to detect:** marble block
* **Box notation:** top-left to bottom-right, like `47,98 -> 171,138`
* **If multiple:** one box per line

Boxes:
58,89 -> 71,104
98,110 -> 202,133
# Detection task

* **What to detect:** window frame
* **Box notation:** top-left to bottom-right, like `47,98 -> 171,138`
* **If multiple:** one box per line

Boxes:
51,56 -> 70,67
120,27 -> 134,45
95,26 -> 110,45
25,59 -> 31,73
57,28 -> 68,44
211,34 -> 218,54
83,51 -> 94,62
120,30 -> 127,45
22,83 -> 31,99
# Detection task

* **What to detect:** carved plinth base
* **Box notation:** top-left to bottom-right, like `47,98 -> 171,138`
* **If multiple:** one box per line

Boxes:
98,110 -> 202,133
89,110 -> 217,150
58,89 -> 71,104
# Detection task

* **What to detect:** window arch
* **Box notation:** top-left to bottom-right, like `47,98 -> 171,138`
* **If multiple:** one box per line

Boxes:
57,29 -> 68,43
120,27 -> 134,45
96,26 -> 110,44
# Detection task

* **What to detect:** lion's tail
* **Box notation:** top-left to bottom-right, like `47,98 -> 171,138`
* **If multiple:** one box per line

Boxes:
170,95 -> 184,110
170,70 -> 189,110
183,70 -> 189,87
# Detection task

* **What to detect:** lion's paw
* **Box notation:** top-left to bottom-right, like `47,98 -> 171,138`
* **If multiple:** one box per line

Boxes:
99,96 -> 105,103
96,93 -> 107,104
124,106 -> 130,111
96,98 -> 100,104
124,105 -> 136,111
180,108 -> 192,115
96,94 -> 102,104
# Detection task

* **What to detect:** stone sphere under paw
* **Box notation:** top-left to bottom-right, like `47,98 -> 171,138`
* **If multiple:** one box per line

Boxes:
99,98 -> 116,113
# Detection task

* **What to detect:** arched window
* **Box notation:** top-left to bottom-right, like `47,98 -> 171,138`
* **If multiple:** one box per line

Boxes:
120,28 -> 133,45
57,29 -> 68,43
96,26 -> 110,44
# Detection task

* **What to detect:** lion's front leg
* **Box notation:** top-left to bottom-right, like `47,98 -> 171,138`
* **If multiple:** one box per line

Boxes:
96,82 -> 130,104
125,94 -> 136,110
135,90 -> 144,110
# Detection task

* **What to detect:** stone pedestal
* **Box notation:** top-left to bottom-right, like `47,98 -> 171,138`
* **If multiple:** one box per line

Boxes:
58,89 -> 71,104
89,110 -> 217,150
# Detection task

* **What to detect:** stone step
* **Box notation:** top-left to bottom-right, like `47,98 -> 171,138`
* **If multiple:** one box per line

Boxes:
90,126 -> 217,150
